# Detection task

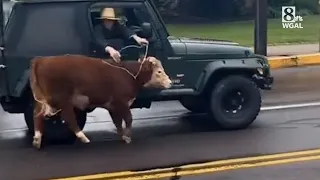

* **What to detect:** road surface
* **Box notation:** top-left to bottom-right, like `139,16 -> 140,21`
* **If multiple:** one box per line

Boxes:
1,66 -> 320,180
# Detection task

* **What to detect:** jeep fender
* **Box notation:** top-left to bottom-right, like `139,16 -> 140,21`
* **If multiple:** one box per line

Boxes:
195,58 -> 265,94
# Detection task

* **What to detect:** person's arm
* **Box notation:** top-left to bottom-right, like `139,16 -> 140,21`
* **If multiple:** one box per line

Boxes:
118,24 -> 149,46
93,25 -> 111,52
92,25 -> 121,62
118,23 -> 136,40
122,27 -> 144,43
94,26 -> 120,53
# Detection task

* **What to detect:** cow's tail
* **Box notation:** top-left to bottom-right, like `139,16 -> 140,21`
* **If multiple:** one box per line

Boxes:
30,58 -> 61,118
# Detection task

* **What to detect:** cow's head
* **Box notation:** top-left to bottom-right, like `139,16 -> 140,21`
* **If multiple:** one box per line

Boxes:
138,57 -> 172,89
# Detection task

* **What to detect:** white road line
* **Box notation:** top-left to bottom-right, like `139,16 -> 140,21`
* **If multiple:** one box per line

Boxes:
261,102 -> 320,111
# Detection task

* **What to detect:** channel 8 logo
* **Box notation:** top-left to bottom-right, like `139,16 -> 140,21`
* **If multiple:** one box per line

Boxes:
282,6 -> 296,23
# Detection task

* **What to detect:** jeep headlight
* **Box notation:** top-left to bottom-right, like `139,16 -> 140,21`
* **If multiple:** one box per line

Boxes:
255,54 -> 269,65
257,68 -> 264,75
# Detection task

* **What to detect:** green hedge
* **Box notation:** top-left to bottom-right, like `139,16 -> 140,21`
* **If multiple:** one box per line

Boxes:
155,0 -> 319,22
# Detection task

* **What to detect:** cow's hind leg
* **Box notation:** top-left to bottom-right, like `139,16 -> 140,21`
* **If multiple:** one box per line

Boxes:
33,101 -> 45,149
60,104 -> 90,143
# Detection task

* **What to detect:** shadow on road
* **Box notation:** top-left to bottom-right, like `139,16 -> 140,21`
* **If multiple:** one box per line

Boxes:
0,111 -> 257,150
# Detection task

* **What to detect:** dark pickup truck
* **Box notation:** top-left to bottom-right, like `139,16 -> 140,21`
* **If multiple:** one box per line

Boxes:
0,0 -> 273,142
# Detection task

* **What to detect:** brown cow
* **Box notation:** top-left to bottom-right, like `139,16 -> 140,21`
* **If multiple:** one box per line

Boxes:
30,54 -> 172,149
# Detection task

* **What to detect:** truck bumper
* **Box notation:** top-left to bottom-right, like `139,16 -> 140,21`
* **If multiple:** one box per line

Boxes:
252,74 -> 274,90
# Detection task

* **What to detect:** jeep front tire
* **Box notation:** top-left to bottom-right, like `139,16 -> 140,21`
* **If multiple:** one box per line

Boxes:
209,75 -> 261,130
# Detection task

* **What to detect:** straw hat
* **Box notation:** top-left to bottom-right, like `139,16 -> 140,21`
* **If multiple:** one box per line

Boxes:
98,8 -> 121,20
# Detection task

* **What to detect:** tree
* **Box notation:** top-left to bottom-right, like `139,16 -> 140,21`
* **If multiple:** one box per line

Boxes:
154,0 -> 181,16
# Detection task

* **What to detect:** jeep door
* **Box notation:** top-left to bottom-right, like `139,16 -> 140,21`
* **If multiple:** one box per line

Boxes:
0,1 -> 14,97
87,1 -> 171,99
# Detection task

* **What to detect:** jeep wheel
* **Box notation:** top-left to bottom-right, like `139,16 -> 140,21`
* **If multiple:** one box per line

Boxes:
180,96 -> 207,113
209,75 -> 261,130
24,99 -> 87,144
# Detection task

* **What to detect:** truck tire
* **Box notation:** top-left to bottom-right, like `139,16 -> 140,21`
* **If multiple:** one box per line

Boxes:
180,96 -> 207,113
24,99 -> 87,144
209,75 -> 261,130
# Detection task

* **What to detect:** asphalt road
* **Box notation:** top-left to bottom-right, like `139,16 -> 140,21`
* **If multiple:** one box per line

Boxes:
2,66 -> 320,180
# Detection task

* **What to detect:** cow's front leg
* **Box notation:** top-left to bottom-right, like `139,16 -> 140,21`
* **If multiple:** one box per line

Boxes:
61,104 -> 90,143
108,110 -> 124,139
33,101 -> 44,149
122,106 -> 133,144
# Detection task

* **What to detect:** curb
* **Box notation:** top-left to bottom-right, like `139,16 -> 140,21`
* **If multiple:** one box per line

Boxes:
268,53 -> 320,69
52,148 -> 320,180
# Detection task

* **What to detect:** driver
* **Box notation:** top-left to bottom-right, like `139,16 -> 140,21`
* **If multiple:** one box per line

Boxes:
93,7 -> 149,62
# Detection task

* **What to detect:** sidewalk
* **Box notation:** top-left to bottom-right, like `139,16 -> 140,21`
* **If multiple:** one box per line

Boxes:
249,43 -> 320,56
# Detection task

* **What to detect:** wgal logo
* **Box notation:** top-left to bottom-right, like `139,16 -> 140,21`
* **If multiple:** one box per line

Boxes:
281,6 -> 303,29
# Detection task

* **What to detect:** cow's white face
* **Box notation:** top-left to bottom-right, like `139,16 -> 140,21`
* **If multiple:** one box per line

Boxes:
142,57 -> 172,89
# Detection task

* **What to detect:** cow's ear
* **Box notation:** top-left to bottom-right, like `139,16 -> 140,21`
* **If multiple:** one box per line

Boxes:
147,57 -> 156,63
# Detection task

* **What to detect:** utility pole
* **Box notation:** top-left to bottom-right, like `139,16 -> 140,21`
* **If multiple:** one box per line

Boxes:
318,0 -> 320,52
254,0 -> 268,56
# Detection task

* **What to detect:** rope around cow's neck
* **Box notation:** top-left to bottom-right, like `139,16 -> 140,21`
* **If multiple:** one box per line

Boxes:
101,44 -> 149,79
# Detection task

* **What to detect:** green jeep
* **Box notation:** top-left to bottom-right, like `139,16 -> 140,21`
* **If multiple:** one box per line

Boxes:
0,0 -> 274,142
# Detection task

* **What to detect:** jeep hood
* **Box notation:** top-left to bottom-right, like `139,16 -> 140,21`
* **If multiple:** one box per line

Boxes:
169,36 -> 254,59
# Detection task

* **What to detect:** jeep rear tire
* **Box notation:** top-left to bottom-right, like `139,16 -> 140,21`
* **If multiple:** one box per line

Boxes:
209,75 -> 261,130
24,99 -> 87,144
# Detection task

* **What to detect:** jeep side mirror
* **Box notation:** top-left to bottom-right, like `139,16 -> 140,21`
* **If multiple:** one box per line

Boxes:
141,22 -> 152,39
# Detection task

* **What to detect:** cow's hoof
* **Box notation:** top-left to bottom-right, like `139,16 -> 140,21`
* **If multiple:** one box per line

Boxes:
78,136 -> 90,144
32,137 -> 42,149
122,135 -> 131,144
76,131 -> 91,143
81,138 -> 90,144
